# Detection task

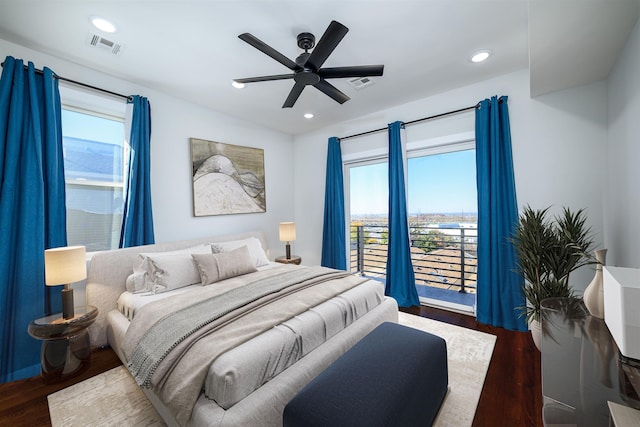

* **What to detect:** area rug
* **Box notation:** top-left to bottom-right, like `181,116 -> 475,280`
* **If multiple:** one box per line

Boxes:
48,312 -> 495,427
398,312 -> 496,427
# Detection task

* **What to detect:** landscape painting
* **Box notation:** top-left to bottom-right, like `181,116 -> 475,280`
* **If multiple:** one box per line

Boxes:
190,138 -> 266,216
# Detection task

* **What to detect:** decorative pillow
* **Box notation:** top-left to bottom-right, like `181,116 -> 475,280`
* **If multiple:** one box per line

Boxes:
127,244 -> 212,293
211,237 -> 270,268
192,245 -> 258,285
145,245 -> 213,293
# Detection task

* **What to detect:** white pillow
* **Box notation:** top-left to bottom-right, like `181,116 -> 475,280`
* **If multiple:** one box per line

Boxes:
126,244 -> 211,293
146,245 -> 213,293
211,237 -> 270,268
192,245 -> 258,285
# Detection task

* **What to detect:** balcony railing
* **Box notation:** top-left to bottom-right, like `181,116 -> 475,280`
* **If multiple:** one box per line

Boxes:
350,223 -> 477,294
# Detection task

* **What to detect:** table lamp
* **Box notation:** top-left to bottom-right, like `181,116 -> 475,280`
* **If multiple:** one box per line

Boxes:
44,246 -> 86,320
279,222 -> 296,260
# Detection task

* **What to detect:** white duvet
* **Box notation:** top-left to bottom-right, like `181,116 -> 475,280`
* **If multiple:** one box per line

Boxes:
114,266 -> 385,410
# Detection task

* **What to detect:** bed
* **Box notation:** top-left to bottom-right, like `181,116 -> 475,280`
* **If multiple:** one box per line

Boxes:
85,230 -> 398,427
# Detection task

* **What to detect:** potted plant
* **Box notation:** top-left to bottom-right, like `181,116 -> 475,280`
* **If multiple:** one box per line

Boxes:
510,205 -> 595,349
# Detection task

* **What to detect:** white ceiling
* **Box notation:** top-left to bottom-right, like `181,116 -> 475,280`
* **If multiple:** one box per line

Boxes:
0,0 -> 638,135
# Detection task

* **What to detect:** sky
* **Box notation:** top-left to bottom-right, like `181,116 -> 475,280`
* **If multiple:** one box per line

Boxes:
349,149 -> 477,215
61,109 -> 124,146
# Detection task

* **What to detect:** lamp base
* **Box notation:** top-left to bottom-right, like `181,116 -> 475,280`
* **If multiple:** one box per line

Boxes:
62,287 -> 74,319
286,243 -> 291,260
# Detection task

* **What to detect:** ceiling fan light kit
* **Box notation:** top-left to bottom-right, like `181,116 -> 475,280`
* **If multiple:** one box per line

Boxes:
234,20 -> 384,108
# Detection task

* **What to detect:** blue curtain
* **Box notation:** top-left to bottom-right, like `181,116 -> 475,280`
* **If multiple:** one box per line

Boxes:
385,121 -> 419,307
0,56 -> 67,382
475,96 -> 526,331
120,95 -> 154,248
321,137 -> 346,270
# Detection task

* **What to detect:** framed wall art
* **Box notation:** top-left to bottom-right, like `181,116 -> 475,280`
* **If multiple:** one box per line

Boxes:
190,138 -> 266,216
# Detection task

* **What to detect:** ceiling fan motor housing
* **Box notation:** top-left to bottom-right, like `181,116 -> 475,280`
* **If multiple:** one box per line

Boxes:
294,52 -> 320,85
294,69 -> 321,85
297,32 -> 315,51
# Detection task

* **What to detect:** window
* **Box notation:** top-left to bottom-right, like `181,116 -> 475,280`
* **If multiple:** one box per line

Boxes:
61,91 -> 127,252
346,136 -> 477,313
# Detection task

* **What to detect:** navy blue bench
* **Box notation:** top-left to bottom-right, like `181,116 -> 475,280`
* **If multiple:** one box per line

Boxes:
283,321 -> 448,427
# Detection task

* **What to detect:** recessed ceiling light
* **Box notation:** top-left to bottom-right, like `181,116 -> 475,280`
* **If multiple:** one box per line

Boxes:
304,113 -> 314,119
90,16 -> 116,33
232,81 -> 245,89
471,50 -> 491,63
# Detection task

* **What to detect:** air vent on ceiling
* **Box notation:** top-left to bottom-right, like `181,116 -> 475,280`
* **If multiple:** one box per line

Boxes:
86,32 -> 125,56
348,76 -> 375,90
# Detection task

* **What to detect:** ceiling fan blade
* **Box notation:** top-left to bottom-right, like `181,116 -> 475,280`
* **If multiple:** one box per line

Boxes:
238,33 -> 299,71
318,65 -> 384,79
313,79 -> 350,104
306,21 -> 349,70
234,74 -> 294,84
282,83 -> 305,108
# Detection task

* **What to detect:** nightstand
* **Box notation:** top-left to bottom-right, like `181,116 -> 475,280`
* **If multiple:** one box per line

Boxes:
28,305 -> 98,383
275,255 -> 302,265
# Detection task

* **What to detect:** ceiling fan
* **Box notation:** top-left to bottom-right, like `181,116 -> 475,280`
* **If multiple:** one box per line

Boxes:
234,20 -> 384,108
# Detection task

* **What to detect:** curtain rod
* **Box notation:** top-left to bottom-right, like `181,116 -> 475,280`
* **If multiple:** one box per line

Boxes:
340,104 -> 479,141
1,61 -> 132,102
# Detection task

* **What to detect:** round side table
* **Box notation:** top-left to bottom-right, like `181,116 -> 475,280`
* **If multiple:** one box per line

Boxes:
28,305 -> 98,383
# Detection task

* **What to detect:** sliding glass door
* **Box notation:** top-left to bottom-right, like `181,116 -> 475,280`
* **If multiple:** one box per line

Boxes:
347,142 -> 477,314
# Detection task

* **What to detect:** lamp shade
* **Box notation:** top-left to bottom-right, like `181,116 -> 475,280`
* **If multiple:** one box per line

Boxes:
279,222 -> 296,242
44,246 -> 87,286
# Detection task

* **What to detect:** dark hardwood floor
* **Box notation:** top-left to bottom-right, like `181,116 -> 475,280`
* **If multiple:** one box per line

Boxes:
0,348 -> 122,427
0,306 -> 542,427
402,305 -> 543,427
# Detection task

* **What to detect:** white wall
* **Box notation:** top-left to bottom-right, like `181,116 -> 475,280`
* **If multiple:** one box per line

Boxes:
0,39 -> 295,255
2,35 -> 618,291
293,68 -> 608,292
606,17 -> 640,268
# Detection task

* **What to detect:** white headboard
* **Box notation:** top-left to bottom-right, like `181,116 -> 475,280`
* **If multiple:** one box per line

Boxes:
85,230 -> 268,347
